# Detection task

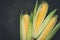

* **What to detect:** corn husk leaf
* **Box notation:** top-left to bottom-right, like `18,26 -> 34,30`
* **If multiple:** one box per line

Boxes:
33,0 -> 38,17
26,13 -> 33,40
20,11 -> 23,40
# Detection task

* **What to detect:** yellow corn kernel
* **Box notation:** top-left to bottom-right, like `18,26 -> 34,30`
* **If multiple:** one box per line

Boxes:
22,14 -> 30,40
34,2 -> 48,33
37,15 -> 57,40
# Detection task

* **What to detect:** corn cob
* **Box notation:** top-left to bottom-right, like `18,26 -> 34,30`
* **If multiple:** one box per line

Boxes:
37,15 -> 58,40
22,14 -> 30,40
34,2 -> 48,35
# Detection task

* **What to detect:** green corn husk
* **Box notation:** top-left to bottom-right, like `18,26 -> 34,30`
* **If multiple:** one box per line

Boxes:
33,0 -> 38,17
26,22 -> 32,40
20,11 -> 23,40
33,0 -> 38,38
26,13 -> 33,40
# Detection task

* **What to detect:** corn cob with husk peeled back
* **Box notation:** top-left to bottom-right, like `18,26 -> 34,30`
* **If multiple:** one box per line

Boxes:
37,15 -> 58,40
33,2 -> 49,36
20,0 -> 60,40
20,12 -> 30,40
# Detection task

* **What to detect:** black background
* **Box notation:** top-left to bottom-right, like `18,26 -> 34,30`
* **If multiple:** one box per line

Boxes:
0,0 -> 60,40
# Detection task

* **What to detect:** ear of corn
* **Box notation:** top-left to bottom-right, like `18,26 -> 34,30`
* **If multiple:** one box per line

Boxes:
34,2 -> 49,36
35,9 -> 57,38
46,23 -> 60,40
22,14 -> 30,40
37,15 -> 58,40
